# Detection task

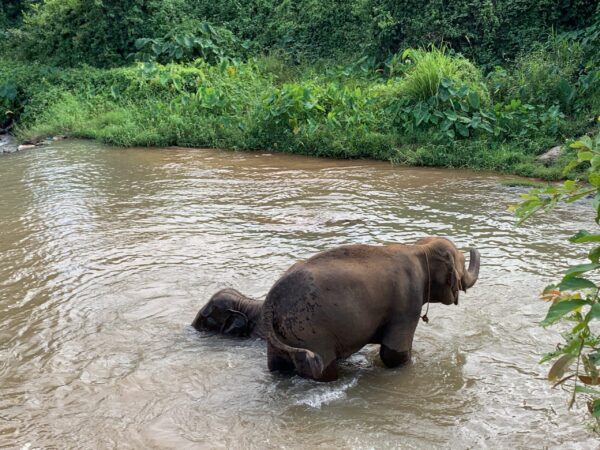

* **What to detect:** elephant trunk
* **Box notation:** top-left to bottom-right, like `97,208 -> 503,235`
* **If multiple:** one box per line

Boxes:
461,248 -> 480,291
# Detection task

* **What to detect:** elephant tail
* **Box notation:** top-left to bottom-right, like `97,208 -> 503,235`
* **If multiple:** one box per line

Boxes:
262,297 -> 324,379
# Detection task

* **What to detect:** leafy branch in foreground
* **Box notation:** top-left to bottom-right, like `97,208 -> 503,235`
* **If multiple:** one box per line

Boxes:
514,127 -> 600,425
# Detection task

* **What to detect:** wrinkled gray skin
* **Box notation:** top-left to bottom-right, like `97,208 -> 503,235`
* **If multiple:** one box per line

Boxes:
192,288 -> 265,339
262,237 -> 480,382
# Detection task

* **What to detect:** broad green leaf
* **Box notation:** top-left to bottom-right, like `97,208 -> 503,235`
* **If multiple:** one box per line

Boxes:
456,123 -> 470,137
134,38 -> 151,49
440,78 -> 452,88
540,349 -> 562,363
592,399 -> 600,417
575,385 -> 600,395
541,299 -> 589,326
589,172 -> 600,188
589,246 -> 600,263
470,115 -> 482,128
578,151 -> 593,162
467,91 -> 480,109
562,337 -> 586,355
558,277 -> 597,291
587,303 -> 600,321
565,189 -> 594,203
570,136 -> 592,150
548,354 -> 576,380
445,110 -> 458,122
564,263 -> 600,279
479,122 -> 494,133
569,231 -> 600,243
440,119 -> 452,131
562,159 -> 581,175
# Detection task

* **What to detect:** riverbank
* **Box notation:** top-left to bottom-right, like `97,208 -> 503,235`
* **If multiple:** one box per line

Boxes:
1,48 -> 597,179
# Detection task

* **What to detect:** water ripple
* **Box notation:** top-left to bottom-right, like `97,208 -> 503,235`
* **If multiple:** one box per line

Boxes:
0,140 -> 598,448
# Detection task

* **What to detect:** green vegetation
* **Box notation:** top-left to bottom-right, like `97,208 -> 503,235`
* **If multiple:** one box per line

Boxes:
0,1 -> 598,179
515,129 -> 600,427
2,1 -> 598,68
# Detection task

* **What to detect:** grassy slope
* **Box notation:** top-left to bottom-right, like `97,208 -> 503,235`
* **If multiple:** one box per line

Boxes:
0,55 -> 593,180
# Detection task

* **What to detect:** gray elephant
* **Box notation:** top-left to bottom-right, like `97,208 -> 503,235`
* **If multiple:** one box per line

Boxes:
261,237 -> 480,381
192,288 -> 264,338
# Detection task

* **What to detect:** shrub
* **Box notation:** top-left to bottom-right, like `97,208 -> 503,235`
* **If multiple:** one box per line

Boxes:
133,21 -> 244,64
391,78 -> 494,140
489,40 -> 581,111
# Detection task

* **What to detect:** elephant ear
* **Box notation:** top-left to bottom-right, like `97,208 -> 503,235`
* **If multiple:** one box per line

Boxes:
442,250 -> 461,291
222,310 -> 250,337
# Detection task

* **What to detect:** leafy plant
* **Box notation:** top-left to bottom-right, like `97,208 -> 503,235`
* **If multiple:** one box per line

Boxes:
493,100 -> 566,139
514,128 -> 600,426
133,22 -> 242,65
391,77 -> 493,140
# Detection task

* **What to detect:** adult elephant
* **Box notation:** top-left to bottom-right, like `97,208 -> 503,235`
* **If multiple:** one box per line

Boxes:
192,288 -> 265,338
262,237 -> 480,382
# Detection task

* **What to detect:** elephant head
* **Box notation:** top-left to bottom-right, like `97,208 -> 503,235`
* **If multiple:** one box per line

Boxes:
192,288 -> 264,338
416,237 -> 480,305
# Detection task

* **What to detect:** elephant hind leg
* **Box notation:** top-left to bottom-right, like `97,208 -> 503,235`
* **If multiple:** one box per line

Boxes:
290,348 -> 338,382
317,360 -> 338,382
268,340 -> 338,382
292,354 -> 338,382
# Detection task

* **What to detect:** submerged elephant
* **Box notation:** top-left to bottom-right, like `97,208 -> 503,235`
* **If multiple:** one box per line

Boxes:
192,288 -> 265,338
262,237 -> 480,382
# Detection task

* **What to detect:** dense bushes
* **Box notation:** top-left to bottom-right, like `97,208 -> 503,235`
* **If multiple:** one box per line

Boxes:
2,0 -> 598,67
2,38 -> 596,179
372,0 -> 599,67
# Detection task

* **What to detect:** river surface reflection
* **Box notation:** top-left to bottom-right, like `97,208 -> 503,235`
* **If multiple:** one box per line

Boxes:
0,140 -> 597,448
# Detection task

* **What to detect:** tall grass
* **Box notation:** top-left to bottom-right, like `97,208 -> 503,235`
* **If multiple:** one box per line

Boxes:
397,47 -> 489,103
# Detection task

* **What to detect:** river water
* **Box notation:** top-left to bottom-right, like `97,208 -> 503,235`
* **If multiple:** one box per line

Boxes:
0,140 -> 597,449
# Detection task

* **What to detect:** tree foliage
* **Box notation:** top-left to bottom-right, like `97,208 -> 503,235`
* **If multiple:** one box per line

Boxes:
515,130 -> 600,426
3,0 -> 599,67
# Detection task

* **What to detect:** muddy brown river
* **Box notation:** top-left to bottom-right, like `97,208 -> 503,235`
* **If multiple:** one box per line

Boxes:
1,140 -> 598,448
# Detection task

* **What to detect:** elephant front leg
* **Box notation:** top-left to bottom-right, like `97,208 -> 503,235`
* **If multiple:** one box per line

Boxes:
379,319 -> 419,368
